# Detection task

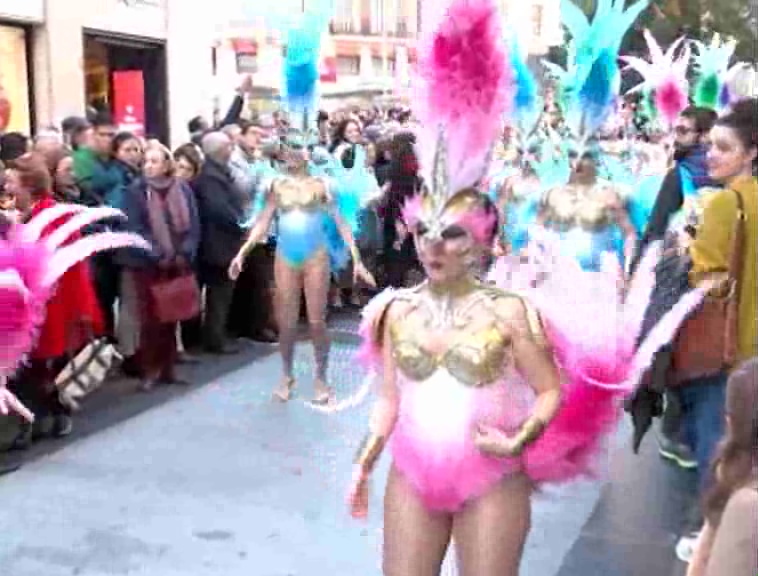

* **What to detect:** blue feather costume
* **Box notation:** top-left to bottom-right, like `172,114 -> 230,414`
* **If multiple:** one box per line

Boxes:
532,0 -> 654,271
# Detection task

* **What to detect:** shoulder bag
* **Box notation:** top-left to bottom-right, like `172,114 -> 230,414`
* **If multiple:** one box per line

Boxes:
671,189 -> 745,383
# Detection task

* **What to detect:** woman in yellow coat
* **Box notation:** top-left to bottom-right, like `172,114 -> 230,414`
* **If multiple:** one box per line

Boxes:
678,98 -> 757,498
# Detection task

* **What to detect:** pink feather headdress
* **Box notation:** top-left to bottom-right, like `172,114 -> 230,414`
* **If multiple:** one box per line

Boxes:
404,0 -> 512,242
621,30 -> 691,127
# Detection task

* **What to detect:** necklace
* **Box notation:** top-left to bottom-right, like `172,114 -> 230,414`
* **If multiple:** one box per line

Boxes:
423,276 -> 480,329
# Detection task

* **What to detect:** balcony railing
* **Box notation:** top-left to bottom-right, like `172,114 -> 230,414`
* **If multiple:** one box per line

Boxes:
329,20 -> 414,38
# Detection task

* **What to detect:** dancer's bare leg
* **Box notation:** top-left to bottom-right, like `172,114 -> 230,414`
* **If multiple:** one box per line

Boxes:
452,473 -> 532,576
273,254 -> 304,400
302,250 -> 331,402
384,465 -> 453,576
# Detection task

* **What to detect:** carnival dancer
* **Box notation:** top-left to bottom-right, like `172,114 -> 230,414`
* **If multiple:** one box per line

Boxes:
228,130 -> 375,404
495,138 -> 570,256
534,0 -> 663,272
339,1 -> 710,574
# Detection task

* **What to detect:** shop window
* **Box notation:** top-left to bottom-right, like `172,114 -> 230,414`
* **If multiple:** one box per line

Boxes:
337,55 -> 360,76
83,34 -> 168,142
0,25 -> 31,134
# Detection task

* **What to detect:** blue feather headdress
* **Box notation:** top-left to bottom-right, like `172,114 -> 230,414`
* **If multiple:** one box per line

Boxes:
507,32 -> 543,143
542,0 -> 650,152
283,7 -> 331,113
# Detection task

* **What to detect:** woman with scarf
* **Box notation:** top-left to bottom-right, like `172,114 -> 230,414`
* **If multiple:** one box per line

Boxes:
121,142 -> 200,392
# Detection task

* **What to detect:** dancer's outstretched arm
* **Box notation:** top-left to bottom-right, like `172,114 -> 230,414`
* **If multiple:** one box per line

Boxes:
349,302 -> 402,518
228,191 -> 277,280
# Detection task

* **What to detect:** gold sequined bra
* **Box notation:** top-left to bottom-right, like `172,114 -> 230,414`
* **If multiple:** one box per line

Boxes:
273,177 -> 327,212
387,287 -> 531,387
541,184 -> 616,231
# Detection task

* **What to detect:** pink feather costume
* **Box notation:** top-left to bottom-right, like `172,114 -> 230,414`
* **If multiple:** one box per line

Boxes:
0,204 -> 149,387
330,0 -> 705,515
357,287 -> 536,511
353,231 -> 706,512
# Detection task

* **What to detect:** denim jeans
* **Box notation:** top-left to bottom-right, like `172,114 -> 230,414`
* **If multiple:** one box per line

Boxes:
679,371 -> 728,492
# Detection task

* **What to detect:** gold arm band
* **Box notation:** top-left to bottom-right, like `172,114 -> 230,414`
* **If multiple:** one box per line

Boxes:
510,417 -> 546,457
354,433 -> 386,473
350,245 -> 361,265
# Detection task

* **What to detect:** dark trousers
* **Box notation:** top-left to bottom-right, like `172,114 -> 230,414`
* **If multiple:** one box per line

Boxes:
179,266 -> 203,351
661,388 -> 684,440
92,253 -> 119,337
9,358 -> 70,419
200,263 -> 236,350
227,244 -> 277,339
679,372 -> 728,493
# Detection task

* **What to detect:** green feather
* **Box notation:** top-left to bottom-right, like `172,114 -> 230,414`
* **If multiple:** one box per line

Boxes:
694,73 -> 720,109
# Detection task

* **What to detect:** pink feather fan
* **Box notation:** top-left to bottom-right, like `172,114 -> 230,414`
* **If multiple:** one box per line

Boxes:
489,231 -> 707,483
0,208 -> 149,378
413,0 -> 513,193
622,30 -> 690,127
0,239 -> 51,379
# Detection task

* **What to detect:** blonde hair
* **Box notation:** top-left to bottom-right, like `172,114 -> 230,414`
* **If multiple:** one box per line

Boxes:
144,141 -> 175,177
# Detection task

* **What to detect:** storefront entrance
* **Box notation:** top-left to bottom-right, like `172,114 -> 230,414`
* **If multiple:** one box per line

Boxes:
0,22 -> 33,134
83,32 -> 168,142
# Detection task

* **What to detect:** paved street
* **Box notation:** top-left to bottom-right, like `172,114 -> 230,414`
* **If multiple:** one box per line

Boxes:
0,316 -> 695,576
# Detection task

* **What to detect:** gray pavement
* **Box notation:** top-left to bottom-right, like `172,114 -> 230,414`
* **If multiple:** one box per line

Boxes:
0,319 -> 694,576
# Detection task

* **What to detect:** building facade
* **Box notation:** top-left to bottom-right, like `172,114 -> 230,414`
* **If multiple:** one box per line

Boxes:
195,0 -> 565,114
0,0 -> 216,146
0,0 -> 42,134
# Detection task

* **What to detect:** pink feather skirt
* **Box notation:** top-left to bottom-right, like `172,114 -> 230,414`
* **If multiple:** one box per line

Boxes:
390,369 -> 534,512
389,365 -> 626,512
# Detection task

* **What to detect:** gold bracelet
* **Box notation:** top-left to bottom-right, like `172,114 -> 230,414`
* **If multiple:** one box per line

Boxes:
350,245 -> 361,265
510,417 -> 546,456
354,433 -> 385,473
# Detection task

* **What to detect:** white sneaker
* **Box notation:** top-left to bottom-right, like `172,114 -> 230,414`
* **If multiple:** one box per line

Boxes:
676,530 -> 701,563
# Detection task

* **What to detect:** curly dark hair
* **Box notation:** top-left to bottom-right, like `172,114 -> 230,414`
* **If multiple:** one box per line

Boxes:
715,98 -> 758,172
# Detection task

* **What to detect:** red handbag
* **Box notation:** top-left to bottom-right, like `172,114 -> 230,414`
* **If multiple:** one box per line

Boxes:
149,272 -> 201,324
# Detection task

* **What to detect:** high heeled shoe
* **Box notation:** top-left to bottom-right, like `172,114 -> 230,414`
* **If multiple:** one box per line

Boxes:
272,377 -> 296,403
310,381 -> 334,406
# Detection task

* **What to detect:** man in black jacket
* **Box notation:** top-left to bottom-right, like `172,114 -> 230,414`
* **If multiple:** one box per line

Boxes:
194,132 -> 246,354
628,106 -> 718,469
636,106 -> 718,259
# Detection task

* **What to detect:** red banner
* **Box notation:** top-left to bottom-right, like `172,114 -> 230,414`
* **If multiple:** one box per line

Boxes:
112,70 -> 145,137
320,57 -> 337,83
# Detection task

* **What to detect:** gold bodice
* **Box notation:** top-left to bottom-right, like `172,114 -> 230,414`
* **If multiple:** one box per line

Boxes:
387,283 -> 542,387
273,177 -> 328,212
392,323 -> 510,386
506,176 -> 542,204
541,183 -> 619,231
